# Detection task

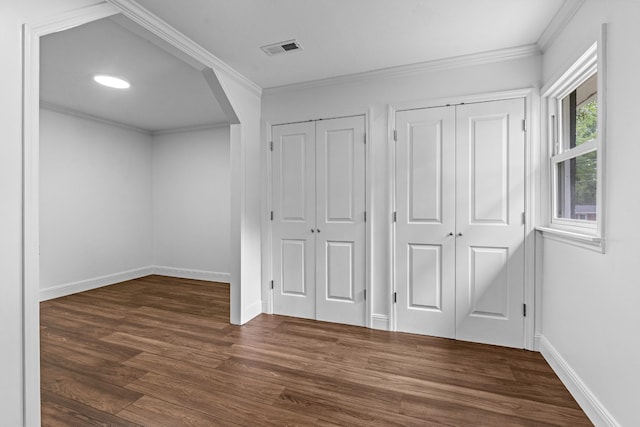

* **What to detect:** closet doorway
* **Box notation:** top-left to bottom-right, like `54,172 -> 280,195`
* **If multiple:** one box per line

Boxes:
394,98 -> 526,348
271,116 -> 367,327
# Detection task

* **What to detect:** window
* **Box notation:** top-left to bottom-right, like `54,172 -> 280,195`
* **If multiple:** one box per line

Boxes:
541,41 -> 605,250
555,73 -> 598,223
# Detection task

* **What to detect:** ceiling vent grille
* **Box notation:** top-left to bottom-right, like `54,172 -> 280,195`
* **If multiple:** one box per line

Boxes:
261,39 -> 302,56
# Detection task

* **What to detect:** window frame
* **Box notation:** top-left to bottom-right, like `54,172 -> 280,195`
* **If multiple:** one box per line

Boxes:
540,39 -> 606,251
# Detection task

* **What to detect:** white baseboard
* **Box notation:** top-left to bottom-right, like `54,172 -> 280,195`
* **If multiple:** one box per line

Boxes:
242,300 -> 263,324
371,314 -> 390,331
262,301 -> 270,314
152,266 -> 230,283
39,266 -> 153,301
538,334 -> 620,427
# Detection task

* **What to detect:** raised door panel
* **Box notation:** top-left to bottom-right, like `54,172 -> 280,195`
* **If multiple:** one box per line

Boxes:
408,120 -> 444,223
408,244 -> 442,311
395,107 -> 456,338
272,122 -> 316,319
468,114 -> 510,225
467,246 -> 509,318
280,133 -> 309,222
315,116 -> 366,327
281,240 -> 308,296
455,99 -> 526,348
325,130 -> 355,222
326,241 -> 354,301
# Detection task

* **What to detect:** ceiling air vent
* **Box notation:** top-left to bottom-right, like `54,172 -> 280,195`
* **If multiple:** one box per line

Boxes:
261,39 -> 302,56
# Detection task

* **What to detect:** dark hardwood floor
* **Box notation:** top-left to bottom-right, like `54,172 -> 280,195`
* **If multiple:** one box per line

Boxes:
40,275 -> 592,426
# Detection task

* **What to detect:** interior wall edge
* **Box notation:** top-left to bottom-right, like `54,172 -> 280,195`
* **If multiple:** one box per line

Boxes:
538,334 -> 620,427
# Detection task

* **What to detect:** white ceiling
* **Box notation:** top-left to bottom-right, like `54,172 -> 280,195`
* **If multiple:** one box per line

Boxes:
135,0 -> 568,88
41,1 -> 570,131
40,16 -> 229,132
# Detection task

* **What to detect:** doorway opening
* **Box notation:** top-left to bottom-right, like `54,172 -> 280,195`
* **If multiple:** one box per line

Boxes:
23,4 -> 242,425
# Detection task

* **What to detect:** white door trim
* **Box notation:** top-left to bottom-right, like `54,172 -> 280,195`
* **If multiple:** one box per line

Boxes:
388,88 -> 538,350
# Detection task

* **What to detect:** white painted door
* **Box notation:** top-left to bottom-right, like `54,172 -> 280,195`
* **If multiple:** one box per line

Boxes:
272,117 -> 366,326
272,122 -> 316,319
455,99 -> 525,348
394,99 -> 526,348
395,106 -> 456,337
315,116 -> 366,326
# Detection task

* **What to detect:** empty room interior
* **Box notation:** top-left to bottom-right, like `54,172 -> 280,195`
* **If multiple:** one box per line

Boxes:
2,0 -> 639,426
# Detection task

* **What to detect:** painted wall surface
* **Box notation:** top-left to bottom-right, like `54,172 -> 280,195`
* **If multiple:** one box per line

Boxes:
40,109 -> 153,290
218,70 -> 263,325
152,127 -> 230,275
541,1 -> 640,426
262,55 -> 542,323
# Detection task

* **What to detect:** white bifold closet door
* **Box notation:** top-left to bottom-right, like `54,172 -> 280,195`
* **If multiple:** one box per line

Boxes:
395,98 -> 526,348
272,116 -> 366,327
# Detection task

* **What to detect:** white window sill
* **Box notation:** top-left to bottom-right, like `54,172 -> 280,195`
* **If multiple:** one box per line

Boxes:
536,226 -> 605,253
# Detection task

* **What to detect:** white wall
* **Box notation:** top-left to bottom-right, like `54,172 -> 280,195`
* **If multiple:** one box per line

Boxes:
262,54 -> 542,325
152,126 -> 230,279
218,71 -> 263,325
539,1 -> 640,426
39,109 -> 153,296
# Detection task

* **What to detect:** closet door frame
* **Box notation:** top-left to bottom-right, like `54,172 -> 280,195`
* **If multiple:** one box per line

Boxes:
389,88 -> 538,350
265,111 -> 373,328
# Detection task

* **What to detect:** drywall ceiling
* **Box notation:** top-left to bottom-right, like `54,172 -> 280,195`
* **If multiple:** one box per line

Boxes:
40,15 -> 229,133
134,0 -> 568,88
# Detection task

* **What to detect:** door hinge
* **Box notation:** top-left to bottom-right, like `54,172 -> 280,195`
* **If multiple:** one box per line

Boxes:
393,292 -> 397,303
270,280 -> 274,290
364,289 -> 367,300
270,141 -> 274,151
270,211 -> 274,221
522,212 -> 526,225
364,211 -> 367,222
522,119 -> 527,132
364,133 -> 367,144
523,303 -> 527,317
393,129 -> 397,141
393,211 -> 397,222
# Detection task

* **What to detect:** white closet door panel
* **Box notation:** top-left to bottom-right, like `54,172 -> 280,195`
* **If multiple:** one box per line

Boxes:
315,116 -> 366,326
455,99 -> 526,348
395,107 -> 456,337
272,122 -> 316,319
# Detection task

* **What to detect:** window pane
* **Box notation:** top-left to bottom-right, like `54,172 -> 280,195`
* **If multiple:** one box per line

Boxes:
556,151 -> 597,221
561,73 -> 598,150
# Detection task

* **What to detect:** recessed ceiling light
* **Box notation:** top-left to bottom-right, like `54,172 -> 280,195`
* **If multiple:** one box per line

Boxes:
93,74 -> 130,89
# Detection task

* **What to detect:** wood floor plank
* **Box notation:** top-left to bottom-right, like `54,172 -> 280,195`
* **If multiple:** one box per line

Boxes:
42,390 -> 143,427
41,275 -> 592,426
117,396 -> 243,427
41,362 -> 143,415
123,352 -> 284,405
125,372 -> 318,426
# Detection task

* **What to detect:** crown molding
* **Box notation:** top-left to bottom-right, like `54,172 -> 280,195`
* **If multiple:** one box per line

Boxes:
40,101 -> 229,136
152,121 -> 230,136
537,0 -> 586,53
264,44 -> 540,96
107,0 -> 262,98
40,101 -> 152,135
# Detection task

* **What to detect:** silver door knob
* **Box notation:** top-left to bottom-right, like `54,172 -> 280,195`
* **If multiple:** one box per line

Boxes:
457,232 -> 463,237
311,229 -> 315,233
316,229 -> 321,233
448,232 -> 454,236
